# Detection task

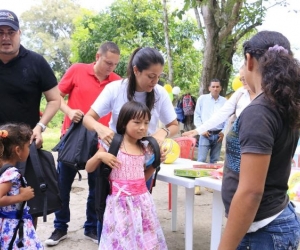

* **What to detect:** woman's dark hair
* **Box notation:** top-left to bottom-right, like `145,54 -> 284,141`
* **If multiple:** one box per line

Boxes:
0,123 -> 32,160
126,47 -> 164,111
116,101 -> 151,135
243,30 -> 300,128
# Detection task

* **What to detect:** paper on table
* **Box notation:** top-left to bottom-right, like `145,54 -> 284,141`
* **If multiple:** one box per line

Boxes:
174,168 -> 215,178
193,163 -> 223,169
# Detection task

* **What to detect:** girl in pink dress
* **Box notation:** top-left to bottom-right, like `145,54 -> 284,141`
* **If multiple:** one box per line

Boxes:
0,123 -> 44,249
86,101 -> 167,250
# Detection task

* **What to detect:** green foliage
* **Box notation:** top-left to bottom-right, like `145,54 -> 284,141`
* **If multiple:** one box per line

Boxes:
40,96 -> 64,129
42,127 -> 61,151
71,0 -> 202,91
20,0 -> 84,79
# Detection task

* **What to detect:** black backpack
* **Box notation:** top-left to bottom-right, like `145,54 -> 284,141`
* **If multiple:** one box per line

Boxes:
17,142 -> 62,222
52,119 -> 98,181
95,134 -> 161,223
0,164 -> 27,249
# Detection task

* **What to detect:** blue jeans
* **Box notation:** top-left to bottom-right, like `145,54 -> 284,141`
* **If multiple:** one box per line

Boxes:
237,203 -> 300,250
197,134 -> 222,163
54,162 -> 97,233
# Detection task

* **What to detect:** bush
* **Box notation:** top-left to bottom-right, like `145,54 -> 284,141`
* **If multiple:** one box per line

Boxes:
42,127 -> 61,151
40,95 -> 65,129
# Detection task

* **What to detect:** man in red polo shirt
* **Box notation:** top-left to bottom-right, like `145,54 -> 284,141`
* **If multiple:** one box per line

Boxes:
45,42 -> 121,246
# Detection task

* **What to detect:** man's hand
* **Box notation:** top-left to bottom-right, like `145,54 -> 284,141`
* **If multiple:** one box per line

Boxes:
217,132 -> 224,143
202,131 -> 210,138
68,109 -> 84,123
31,126 -> 43,148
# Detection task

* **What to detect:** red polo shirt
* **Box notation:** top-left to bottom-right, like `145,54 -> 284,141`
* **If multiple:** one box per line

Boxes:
59,63 -> 121,135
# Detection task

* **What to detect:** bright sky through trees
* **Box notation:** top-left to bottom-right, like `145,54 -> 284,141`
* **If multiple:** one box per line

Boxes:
1,0 -> 299,59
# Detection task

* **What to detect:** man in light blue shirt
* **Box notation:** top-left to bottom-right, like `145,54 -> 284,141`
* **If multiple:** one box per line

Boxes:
194,79 -> 227,163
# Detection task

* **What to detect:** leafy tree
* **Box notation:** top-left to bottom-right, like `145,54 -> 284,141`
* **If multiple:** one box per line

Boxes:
71,0 -> 202,95
20,0 -> 83,79
182,0 -> 287,95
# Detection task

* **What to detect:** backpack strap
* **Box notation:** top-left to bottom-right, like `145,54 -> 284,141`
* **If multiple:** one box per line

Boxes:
0,164 -> 27,250
96,134 -> 123,223
0,164 -> 13,176
141,136 -> 161,193
142,136 -> 161,169
9,187 -> 27,249
29,141 -> 48,222
101,133 -> 123,178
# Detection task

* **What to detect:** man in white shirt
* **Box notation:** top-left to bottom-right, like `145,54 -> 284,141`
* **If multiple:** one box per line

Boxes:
194,79 -> 226,163
183,65 -> 256,137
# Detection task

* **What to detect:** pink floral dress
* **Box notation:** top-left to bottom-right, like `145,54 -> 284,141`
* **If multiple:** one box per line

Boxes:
0,167 -> 44,249
99,150 -> 167,250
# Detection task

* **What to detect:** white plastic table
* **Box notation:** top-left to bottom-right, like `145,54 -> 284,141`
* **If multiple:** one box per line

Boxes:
156,158 -> 196,250
195,177 -> 223,250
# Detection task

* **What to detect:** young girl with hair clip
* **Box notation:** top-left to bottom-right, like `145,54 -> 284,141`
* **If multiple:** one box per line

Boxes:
86,101 -> 167,250
219,31 -> 300,250
0,123 -> 44,249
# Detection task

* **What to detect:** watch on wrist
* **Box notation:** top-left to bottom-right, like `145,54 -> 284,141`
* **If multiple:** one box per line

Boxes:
162,127 -> 170,138
37,122 -> 46,132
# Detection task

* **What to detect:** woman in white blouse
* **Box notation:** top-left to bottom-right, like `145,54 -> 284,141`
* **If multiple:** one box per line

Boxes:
183,66 -> 256,137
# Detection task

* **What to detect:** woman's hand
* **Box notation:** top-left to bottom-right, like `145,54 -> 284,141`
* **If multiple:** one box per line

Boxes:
160,147 -> 168,163
182,129 -> 198,137
97,126 -> 115,147
151,133 -> 166,147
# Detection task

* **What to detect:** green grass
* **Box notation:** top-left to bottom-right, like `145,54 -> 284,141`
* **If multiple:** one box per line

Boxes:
42,127 -> 61,151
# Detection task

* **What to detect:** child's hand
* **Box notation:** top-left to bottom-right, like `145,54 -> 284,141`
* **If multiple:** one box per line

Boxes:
101,153 -> 121,169
19,186 -> 35,201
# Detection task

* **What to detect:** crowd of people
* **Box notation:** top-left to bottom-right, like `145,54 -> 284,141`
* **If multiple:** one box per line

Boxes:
1,8 -> 300,250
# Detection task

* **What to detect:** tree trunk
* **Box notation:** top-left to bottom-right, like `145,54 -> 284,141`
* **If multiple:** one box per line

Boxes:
199,3 -> 220,94
162,0 -> 174,84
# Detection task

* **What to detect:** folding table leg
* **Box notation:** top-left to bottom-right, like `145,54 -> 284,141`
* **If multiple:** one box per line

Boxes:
168,183 -> 172,211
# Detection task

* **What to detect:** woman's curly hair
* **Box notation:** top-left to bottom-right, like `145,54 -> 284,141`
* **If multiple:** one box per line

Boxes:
243,31 -> 300,129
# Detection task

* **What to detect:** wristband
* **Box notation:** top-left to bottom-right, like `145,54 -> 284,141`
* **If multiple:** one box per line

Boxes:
37,122 -> 46,132
162,127 -> 170,138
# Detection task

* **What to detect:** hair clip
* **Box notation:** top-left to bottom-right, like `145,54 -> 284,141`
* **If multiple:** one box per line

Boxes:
268,44 -> 288,54
0,130 -> 8,138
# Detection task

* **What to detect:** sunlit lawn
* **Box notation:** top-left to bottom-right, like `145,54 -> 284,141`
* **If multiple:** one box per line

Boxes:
42,127 -> 61,151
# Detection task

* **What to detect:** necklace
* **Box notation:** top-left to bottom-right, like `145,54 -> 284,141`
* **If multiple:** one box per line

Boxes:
122,141 -> 128,153
122,140 -> 143,155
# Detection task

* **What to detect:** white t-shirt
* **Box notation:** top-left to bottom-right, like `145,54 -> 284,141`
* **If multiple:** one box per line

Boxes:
91,79 -> 176,135
195,87 -> 251,135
